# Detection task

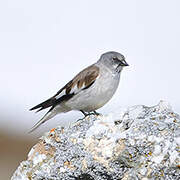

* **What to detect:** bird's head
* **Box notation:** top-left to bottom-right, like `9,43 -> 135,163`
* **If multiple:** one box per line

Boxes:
98,51 -> 129,73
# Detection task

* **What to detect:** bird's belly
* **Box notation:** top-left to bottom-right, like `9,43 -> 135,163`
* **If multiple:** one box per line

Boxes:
65,73 -> 120,112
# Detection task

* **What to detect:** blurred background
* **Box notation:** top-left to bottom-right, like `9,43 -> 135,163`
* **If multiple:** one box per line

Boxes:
0,0 -> 180,179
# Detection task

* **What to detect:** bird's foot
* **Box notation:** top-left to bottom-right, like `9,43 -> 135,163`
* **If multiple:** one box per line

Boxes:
80,110 -> 101,118
80,110 -> 90,117
92,110 -> 101,116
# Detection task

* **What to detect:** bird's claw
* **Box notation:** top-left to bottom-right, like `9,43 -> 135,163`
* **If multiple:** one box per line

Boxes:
92,111 -> 101,116
80,110 -> 101,118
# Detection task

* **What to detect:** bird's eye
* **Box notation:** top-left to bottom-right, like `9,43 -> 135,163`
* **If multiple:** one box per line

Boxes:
112,57 -> 119,61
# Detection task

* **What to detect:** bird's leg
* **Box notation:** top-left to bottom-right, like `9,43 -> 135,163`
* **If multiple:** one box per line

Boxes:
80,110 -> 89,117
80,110 -> 100,118
93,110 -> 101,116
76,110 -> 88,122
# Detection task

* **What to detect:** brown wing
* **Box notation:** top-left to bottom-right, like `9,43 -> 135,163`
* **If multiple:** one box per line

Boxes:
30,64 -> 99,112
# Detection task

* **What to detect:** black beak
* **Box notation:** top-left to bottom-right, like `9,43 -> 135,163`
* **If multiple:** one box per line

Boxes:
120,59 -> 129,66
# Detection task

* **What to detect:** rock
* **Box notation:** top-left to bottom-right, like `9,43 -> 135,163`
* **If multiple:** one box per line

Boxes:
11,101 -> 180,180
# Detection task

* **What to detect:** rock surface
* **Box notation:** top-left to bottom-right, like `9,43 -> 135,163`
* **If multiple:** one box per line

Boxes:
12,101 -> 180,180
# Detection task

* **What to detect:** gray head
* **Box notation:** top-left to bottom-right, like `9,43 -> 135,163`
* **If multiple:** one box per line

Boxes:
97,51 -> 129,73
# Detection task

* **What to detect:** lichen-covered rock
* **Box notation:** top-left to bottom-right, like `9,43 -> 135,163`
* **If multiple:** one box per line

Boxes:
11,101 -> 180,180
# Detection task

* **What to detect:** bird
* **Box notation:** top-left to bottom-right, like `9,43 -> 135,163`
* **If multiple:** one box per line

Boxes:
29,51 -> 129,132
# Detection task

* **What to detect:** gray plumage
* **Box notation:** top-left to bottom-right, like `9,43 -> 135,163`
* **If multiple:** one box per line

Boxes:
29,51 -> 129,132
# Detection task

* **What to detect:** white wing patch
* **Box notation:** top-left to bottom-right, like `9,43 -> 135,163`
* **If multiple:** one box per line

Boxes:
54,81 -> 89,100
54,64 -> 99,101
70,83 -> 86,94
54,83 -> 85,100
55,89 -> 66,100
70,84 -> 78,94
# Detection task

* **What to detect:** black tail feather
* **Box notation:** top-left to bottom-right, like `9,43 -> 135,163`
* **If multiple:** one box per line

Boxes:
28,106 -> 55,133
30,98 -> 55,112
